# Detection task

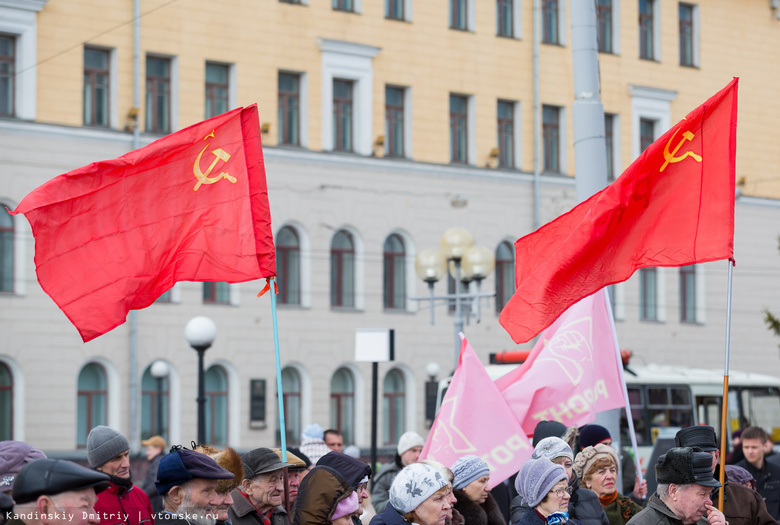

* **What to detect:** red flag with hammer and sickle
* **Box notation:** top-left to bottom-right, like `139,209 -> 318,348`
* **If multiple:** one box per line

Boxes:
11,105 -> 275,342
500,78 -> 738,344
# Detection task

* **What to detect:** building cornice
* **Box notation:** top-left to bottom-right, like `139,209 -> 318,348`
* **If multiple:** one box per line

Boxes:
0,0 -> 48,12
317,38 -> 381,58
628,85 -> 678,102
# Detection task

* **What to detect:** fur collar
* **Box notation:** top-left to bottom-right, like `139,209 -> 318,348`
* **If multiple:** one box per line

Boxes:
452,489 -> 506,525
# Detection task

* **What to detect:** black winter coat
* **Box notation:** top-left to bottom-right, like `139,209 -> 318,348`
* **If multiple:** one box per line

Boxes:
736,459 -> 780,520
453,490 -> 506,525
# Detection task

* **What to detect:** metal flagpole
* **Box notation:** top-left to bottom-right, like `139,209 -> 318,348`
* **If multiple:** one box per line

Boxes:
269,277 -> 288,458
718,260 -> 735,510
604,288 -> 645,495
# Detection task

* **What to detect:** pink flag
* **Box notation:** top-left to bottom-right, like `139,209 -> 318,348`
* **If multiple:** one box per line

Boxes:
494,289 -> 625,433
421,335 -> 533,488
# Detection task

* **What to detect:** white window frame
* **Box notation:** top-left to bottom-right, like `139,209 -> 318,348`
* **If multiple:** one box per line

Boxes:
81,358 -> 121,432
386,0 -> 412,21
144,54 -> 179,133
467,94 -> 477,165
543,104 -> 568,174
0,2 -> 43,120
282,362 -> 313,440
639,0 -> 661,61
513,100 -> 523,168
500,0 -> 523,39
318,39 -> 380,156
638,267 -> 666,322
600,0 -> 621,54
139,360 -> 182,447
383,364 -> 416,442
277,221 -> 312,308
628,85 -> 676,160
385,228 -> 416,313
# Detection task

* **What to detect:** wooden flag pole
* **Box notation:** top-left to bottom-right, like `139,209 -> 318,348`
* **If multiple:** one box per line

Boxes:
718,259 -> 735,510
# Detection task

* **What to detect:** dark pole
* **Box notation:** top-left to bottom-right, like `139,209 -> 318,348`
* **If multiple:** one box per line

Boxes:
196,346 -> 208,445
156,376 -> 164,437
370,361 -> 378,487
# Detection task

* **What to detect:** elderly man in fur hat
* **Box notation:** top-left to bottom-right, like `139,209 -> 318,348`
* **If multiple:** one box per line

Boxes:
626,448 -> 727,525
195,445 -> 244,525
156,446 -> 236,525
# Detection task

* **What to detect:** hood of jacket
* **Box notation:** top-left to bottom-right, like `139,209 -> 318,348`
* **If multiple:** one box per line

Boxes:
293,465 -> 352,525
317,452 -> 372,490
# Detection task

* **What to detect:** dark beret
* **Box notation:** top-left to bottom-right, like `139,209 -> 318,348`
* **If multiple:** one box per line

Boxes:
12,459 -> 110,504
156,448 -> 235,495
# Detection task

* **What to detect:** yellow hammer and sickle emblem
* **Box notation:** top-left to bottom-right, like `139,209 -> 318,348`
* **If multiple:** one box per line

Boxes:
660,127 -> 703,172
193,130 -> 237,191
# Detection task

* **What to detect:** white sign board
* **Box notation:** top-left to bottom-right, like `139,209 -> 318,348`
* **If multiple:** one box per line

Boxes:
354,328 -> 394,362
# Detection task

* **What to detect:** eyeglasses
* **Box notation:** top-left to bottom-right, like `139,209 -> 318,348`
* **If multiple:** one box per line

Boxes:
552,487 -> 573,498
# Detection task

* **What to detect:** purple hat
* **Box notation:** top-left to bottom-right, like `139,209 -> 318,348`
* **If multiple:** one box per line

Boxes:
156,448 -> 235,495
0,441 -> 47,494
332,491 -> 359,520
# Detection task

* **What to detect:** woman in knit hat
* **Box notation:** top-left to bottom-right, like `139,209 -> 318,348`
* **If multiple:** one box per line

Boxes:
511,438 -> 607,525
419,460 -> 463,525
514,458 -> 581,525
450,455 -> 505,525
294,465 -> 358,525
370,463 -> 451,525
572,445 -> 641,525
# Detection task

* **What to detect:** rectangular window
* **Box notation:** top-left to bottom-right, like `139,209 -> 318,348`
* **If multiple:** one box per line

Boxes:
450,94 -> 468,164
597,0 -> 613,53
497,0 -> 513,37
0,35 -> 15,117
333,79 -> 353,152
604,113 -> 615,180
83,47 -> 110,127
542,105 -> 560,172
205,63 -> 229,119
497,100 -> 514,169
450,0 -> 468,30
679,3 -> 694,66
542,0 -> 559,44
386,0 -> 404,19
280,0 -> 302,3
640,267 -> 657,321
278,73 -> 300,146
385,86 -> 405,157
145,56 -> 171,134
640,118 -> 655,152
333,0 -> 354,12
203,282 -> 230,304
639,0 -> 655,60
680,265 -> 696,322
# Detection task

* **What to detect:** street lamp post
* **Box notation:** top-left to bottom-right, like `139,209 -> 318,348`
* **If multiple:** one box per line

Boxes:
412,227 -> 496,369
150,360 -> 170,438
185,316 -> 217,445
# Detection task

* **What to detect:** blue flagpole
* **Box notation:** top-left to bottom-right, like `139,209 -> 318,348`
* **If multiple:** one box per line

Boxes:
269,277 -> 287,458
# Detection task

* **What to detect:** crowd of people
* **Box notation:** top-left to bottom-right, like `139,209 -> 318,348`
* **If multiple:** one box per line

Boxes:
0,421 -> 777,525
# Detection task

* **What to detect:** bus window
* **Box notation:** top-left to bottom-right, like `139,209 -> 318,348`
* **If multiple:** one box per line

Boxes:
646,386 -> 693,441
696,396 -> 721,428
621,387 -> 647,444
740,387 -> 780,439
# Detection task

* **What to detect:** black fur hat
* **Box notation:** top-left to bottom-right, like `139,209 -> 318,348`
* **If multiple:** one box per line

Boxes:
656,447 -> 721,488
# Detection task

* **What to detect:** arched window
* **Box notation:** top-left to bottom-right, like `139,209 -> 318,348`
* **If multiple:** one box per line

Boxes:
330,368 -> 354,444
331,230 -> 355,308
495,241 -> 515,313
141,365 -> 169,441
383,234 -> 405,309
383,369 -> 405,445
276,226 -> 301,305
277,367 -> 301,446
205,366 -> 228,445
0,362 -> 13,440
77,363 -> 107,447
0,206 -> 14,292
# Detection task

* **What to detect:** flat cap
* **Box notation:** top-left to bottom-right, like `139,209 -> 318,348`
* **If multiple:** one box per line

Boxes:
272,449 -> 306,470
12,459 -> 110,504
242,448 -> 289,479
156,448 -> 235,495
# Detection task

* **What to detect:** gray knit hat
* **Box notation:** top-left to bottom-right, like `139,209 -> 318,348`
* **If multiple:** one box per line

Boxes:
86,426 -> 129,468
515,458 -> 567,508
531,437 -> 573,462
451,455 -> 490,489
389,463 -> 449,514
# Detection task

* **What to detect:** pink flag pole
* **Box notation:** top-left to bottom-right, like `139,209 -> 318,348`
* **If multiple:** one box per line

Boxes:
604,288 -> 645,493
